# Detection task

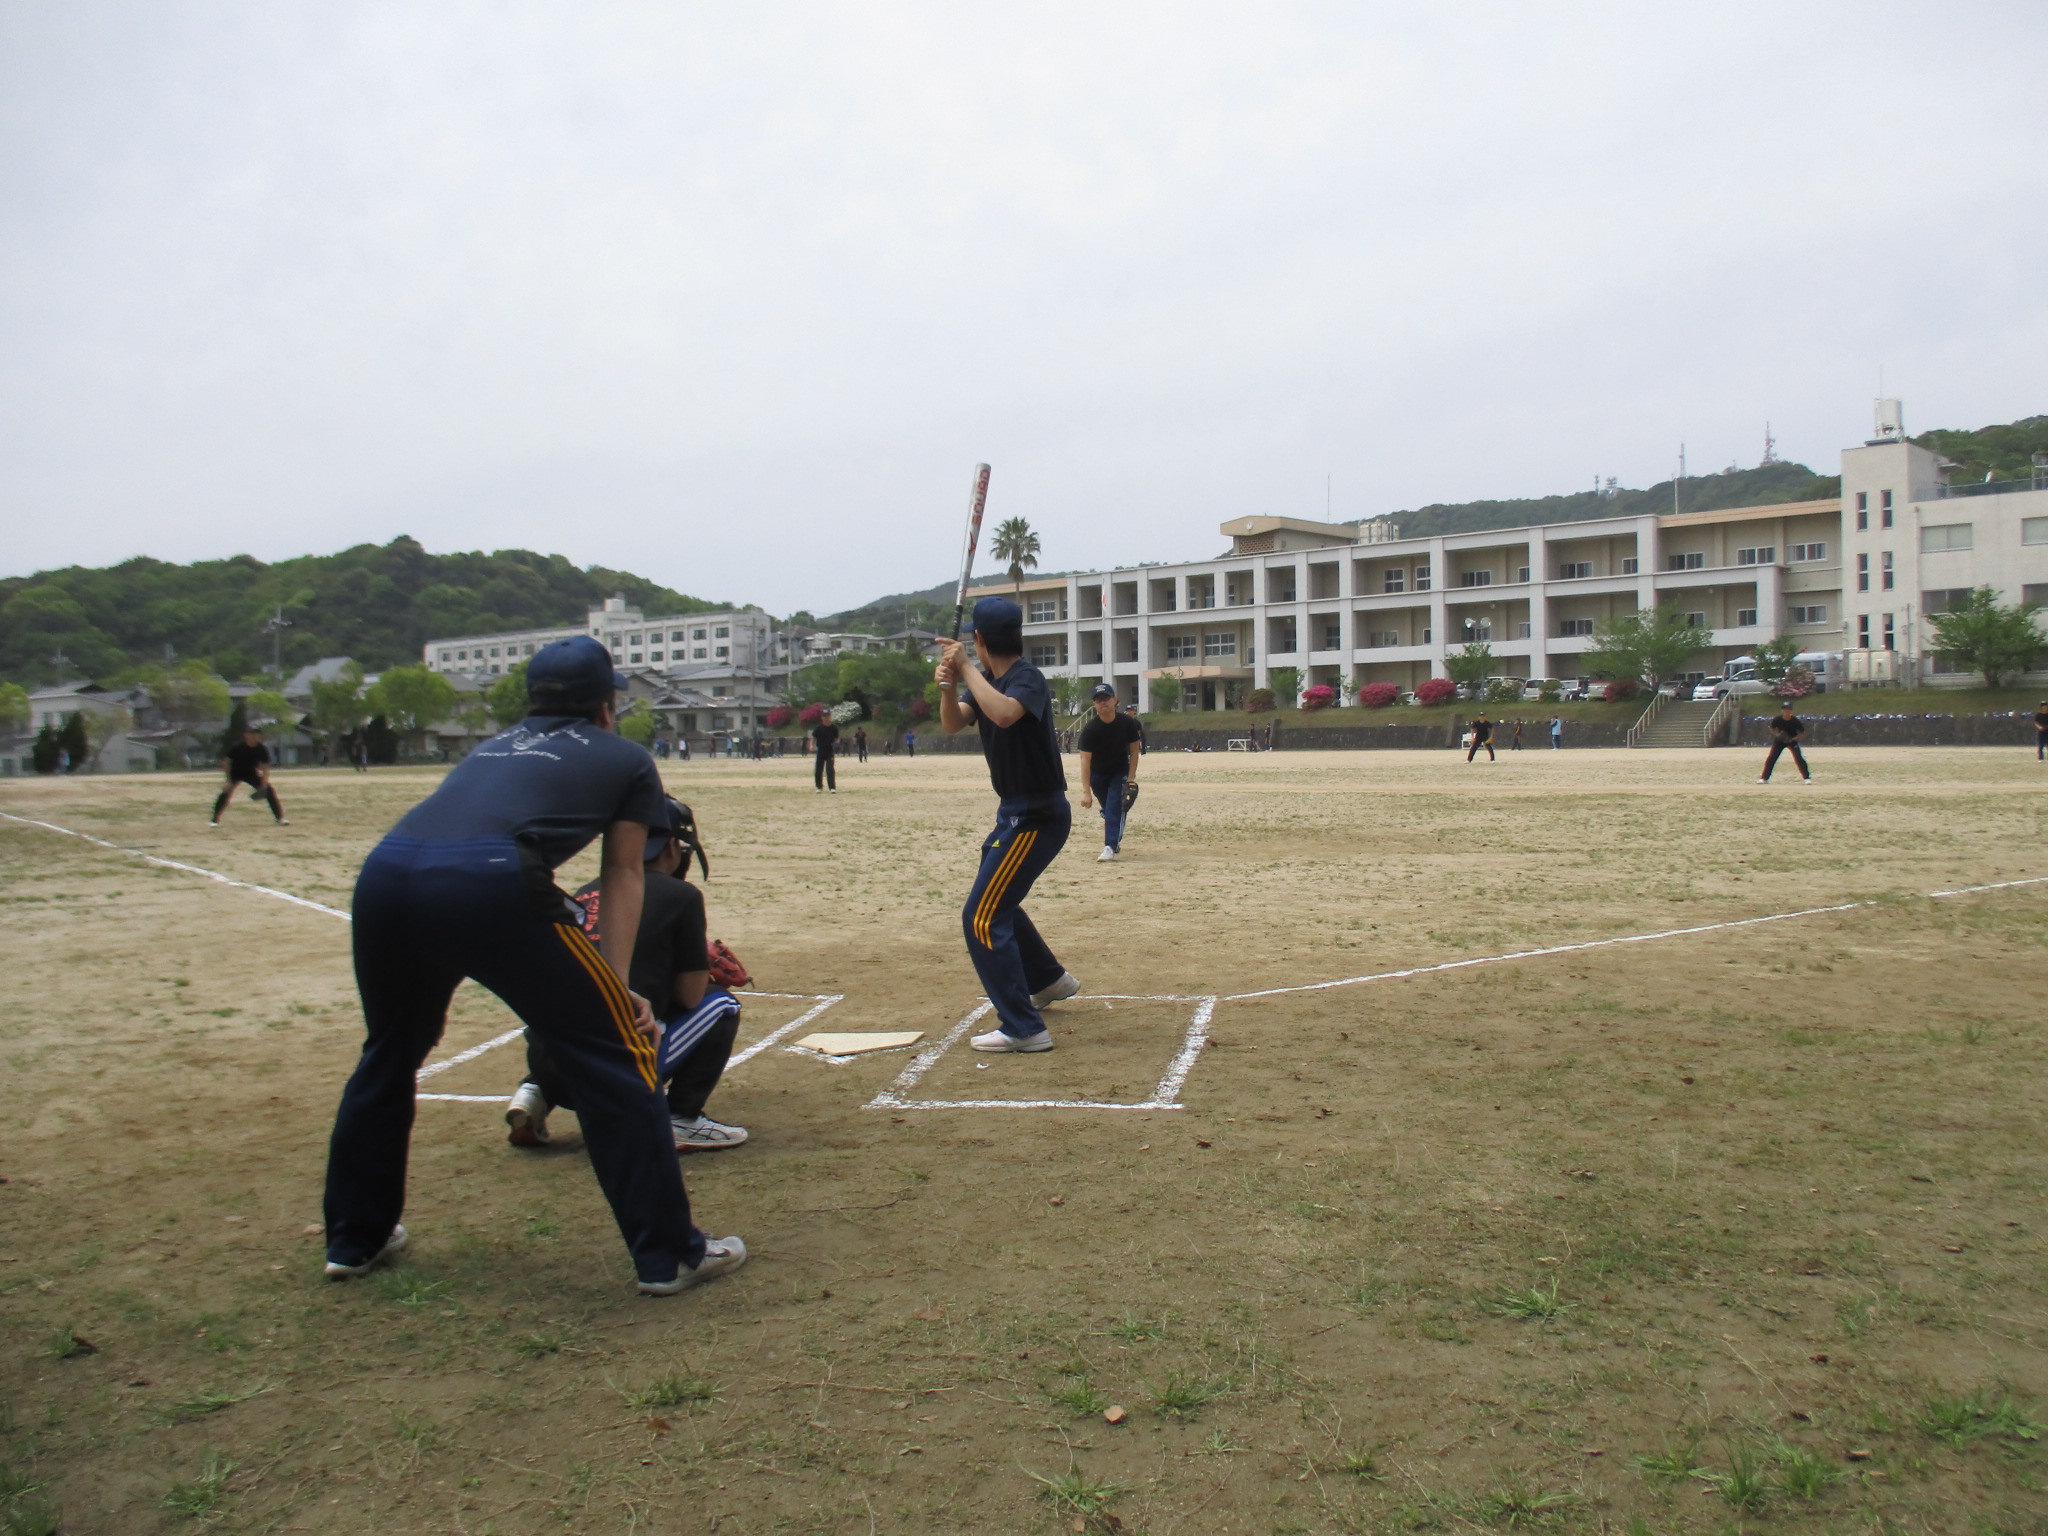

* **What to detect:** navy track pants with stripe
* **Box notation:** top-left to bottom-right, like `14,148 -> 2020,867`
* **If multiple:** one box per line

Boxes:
324,837 -> 704,1282
962,798 -> 1071,1038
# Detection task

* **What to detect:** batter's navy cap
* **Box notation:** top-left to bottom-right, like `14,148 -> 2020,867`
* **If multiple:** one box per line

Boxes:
526,635 -> 628,707
970,595 -> 1024,652
1091,682 -> 1116,699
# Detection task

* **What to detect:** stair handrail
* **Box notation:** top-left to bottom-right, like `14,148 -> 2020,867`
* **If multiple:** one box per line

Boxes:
1702,690 -> 1739,746
1624,689 -> 1666,748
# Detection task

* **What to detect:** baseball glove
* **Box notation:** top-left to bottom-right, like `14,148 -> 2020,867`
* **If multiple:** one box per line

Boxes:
1122,780 -> 1140,811
708,939 -> 752,988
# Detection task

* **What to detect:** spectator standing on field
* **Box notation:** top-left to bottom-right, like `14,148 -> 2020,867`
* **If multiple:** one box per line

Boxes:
904,728 -> 917,758
812,716 -> 839,792
855,726 -> 869,763
1511,718 -> 1524,751
1759,702 -> 1812,784
2034,701 -> 2048,761
1549,715 -> 1562,749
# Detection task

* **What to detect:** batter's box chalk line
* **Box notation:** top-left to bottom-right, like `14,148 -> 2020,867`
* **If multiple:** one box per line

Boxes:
414,990 -> 844,1102
865,994 -> 1217,1112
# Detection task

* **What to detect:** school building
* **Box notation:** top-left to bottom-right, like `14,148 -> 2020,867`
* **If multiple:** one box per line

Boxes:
972,407 -> 2048,708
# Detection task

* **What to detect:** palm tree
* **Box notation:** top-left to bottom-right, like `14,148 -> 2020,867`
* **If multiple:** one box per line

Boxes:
991,517 -> 1041,598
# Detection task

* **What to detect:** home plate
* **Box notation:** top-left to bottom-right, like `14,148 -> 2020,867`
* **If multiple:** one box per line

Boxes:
794,1031 -> 925,1057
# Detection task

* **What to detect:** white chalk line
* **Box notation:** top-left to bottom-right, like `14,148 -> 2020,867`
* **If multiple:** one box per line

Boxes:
418,1027 -> 525,1082
726,993 -> 845,1069
0,810 -> 354,919
866,995 -> 1218,1112
1221,874 -> 2048,1002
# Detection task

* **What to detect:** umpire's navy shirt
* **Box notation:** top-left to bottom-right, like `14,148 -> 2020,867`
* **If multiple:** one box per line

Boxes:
389,716 -> 666,868
965,661 -> 1066,804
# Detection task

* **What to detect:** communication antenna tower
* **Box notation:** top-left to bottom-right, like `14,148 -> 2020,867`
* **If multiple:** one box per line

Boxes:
1761,422 -> 1779,465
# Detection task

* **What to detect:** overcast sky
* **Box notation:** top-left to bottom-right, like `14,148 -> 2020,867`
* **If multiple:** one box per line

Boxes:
3,2 -> 2044,614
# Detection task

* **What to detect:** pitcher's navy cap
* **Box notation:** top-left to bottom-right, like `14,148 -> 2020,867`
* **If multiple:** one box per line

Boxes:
526,635 -> 628,708
1091,682 -> 1116,699
969,595 -> 1023,652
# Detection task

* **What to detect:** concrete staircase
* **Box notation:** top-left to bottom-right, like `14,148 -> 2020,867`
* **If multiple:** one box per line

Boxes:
1633,699 -> 1724,747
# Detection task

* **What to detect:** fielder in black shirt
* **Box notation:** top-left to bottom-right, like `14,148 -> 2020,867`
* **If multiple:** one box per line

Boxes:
1466,712 -> 1495,763
1759,703 -> 1811,783
212,726 -> 287,825
812,718 -> 839,792
937,596 -> 1076,1052
2034,702 -> 2048,761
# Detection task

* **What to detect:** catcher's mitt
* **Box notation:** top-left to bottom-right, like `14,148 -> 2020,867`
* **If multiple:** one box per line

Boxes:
1122,780 -> 1140,811
708,939 -> 752,989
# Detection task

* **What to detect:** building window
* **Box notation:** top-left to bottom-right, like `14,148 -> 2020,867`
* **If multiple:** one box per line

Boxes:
524,643 -> 535,655
1421,626 -> 1432,644
692,647 -> 706,660
1920,589 -> 1971,616
1682,611 -> 1708,628
1921,522 -> 1973,553
1736,608 -> 1758,627
1789,604 -> 1829,624
1413,565 -> 1431,592
1273,619 -> 1298,652
2022,518 -> 2048,546
1321,621 -> 1342,650
712,686 -> 729,698
714,627 -> 729,639
1736,547 -> 1776,565
1368,629 -> 1402,647
1882,613 -> 1895,649
1789,542 -> 1828,562
1516,566 -> 1530,583
1856,553 -> 1870,592
1513,621 -> 1531,638
489,647 -> 501,658
1458,570 -> 1492,587
1558,618 -> 1594,637
1028,642 -> 1060,668
439,650 -> 452,663
692,628 -> 706,641
1558,561 -> 1592,580
1857,614 -> 1870,647
1202,632 -> 1238,658
1621,556 -> 1639,575
648,650 -> 662,662
1666,552 -> 1705,571
1270,569 -> 1297,603
1461,618 -> 1493,642
1881,489 -> 1894,528
626,633 -> 641,645
1880,551 -> 1895,590
2023,584 -> 2048,606
1028,598 -> 1059,623
1166,634 -> 1199,660
1382,569 -> 1405,594
714,646 -> 729,659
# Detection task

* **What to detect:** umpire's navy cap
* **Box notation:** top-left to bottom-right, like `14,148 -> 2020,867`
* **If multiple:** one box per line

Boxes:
526,635 -> 629,707
969,595 -> 1024,652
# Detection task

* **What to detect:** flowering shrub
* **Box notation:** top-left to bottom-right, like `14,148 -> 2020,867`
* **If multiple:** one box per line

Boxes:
1601,678 -> 1639,703
908,696 -> 932,720
1300,684 -> 1337,712
829,700 -> 864,725
1246,688 -> 1275,715
1359,682 -> 1401,709
798,703 -> 827,726
1778,665 -> 1816,698
765,705 -> 794,728
1414,677 -> 1458,706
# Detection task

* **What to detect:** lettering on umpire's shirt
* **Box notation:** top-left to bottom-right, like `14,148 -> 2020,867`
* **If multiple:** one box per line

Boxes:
471,724 -> 597,763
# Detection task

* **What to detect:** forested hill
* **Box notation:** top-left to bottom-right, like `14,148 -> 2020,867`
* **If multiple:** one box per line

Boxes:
0,536 -> 724,687
1367,460 -> 1842,541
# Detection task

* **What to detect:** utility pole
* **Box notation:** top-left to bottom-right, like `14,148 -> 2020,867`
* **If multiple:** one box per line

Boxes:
262,605 -> 293,679
1674,444 -> 1686,516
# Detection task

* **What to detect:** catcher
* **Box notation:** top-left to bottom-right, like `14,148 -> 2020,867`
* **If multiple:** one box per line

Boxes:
505,797 -> 755,1153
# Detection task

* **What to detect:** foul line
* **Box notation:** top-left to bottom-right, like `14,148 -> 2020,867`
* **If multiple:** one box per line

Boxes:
1221,874 -> 2048,1002
0,811 -> 353,919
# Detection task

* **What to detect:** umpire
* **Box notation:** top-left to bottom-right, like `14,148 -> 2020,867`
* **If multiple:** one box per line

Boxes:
322,636 -> 745,1296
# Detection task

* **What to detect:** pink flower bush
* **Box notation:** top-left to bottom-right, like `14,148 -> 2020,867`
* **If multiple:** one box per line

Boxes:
1300,684 -> 1337,712
908,696 -> 933,720
1359,682 -> 1401,709
1414,677 -> 1458,706
765,704 -> 794,728
798,703 -> 827,725
1602,678 -> 1639,703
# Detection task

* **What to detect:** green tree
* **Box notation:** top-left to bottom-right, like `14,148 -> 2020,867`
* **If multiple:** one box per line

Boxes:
1749,635 -> 1803,689
366,664 -> 458,756
487,661 -> 531,728
245,688 -> 293,727
1928,587 -> 2044,686
990,517 -> 1041,597
0,680 -> 28,733
58,711 -> 90,771
787,648 -> 937,728
1583,602 -> 1701,690
308,662 -> 368,743
1051,675 -> 1096,718
1446,642 -> 1495,699
1268,665 -> 1302,707
1150,670 -> 1184,712
617,705 -> 657,747
32,722 -> 61,773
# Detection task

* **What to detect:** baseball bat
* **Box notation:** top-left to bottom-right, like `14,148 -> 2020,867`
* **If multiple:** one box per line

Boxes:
952,463 -> 992,642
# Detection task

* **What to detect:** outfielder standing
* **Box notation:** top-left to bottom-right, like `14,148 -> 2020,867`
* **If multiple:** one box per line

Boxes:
937,596 -> 1078,1052
322,637 -> 744,1295
1077,682 -> 1141,862
2034,700 -> 2048,761
212,724 -> 288,825
1466,712 -> 1495,762
1759,702 -> 1812,783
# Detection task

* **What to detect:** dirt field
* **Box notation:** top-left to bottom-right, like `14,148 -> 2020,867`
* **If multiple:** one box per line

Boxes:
4,745 -> 2047,1535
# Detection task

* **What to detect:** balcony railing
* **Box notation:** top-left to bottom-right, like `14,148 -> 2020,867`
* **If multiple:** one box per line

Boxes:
1935,473 -> 2048,499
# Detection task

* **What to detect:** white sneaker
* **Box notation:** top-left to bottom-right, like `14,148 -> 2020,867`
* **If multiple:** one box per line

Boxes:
972,1027 -> 1053,1052
505,1082 -> 551,1147
324,1224 -> 408,1280
1030,972 -> 1081,1008
639,1235 -> 748,1295
673,1114 -> 749,1151
1097,846 -> 1116,862
1756,777 -> 1769,784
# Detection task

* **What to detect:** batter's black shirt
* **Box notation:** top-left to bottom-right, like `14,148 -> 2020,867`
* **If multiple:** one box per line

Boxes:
1770,715 -> 1805,741
1077,712 -> 1142,786
388,715 -> 666,869
812,721 -> 839,754
964,660 -> 1065,803
571,869 -> 708,1020
224,741 -> 271,781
